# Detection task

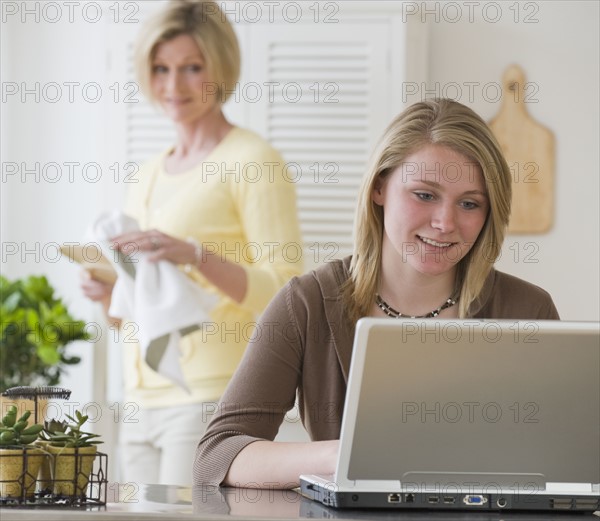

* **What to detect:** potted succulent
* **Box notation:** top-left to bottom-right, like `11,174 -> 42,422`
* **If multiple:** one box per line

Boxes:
41,410 -> 103,497
0,405 -> 45,498
0,274 -> 89,393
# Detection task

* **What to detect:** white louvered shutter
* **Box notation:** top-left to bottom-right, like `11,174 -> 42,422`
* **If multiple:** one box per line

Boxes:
246,23 -> 390,268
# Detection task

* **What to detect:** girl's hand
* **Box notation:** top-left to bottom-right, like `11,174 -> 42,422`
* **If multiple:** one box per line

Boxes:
111,229 -> 197,266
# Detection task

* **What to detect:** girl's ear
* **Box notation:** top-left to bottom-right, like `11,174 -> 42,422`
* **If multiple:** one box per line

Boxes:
372,176 -> 385,206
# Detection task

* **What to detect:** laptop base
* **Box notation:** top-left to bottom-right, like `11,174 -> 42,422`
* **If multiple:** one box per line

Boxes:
300,479 -> 600,512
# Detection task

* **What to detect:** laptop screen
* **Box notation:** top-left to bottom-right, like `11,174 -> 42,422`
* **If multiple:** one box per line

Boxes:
340,319 -> 599,488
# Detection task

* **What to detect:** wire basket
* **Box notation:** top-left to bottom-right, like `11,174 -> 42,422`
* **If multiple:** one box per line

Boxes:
0,447 -> 108,507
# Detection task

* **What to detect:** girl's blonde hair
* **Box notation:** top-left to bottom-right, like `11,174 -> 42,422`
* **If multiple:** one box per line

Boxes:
134,0 -> 240,103
344,98 -> 511,321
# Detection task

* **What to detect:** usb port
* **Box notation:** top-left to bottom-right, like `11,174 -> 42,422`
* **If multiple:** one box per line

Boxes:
443,497 -> 455,504
428,496 -> 439,504
388,493 -> 401,503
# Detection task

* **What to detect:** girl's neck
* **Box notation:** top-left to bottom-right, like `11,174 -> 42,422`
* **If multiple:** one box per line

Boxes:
378,255 -> 457,318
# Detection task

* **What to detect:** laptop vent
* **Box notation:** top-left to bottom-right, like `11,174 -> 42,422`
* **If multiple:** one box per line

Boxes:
550,498 -> 572,510
574,498 -> 599,510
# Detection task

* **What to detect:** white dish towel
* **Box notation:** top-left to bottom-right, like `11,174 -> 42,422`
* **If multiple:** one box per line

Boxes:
89,210 -> 217,392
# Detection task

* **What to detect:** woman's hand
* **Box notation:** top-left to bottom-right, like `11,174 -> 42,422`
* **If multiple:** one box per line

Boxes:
111,229 -> 196,266
111,229 -> 248,303
80,270 -> 114,303
80,270 -> 121,327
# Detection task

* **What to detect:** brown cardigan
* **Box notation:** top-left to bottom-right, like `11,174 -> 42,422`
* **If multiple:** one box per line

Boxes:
193,257 -> 560,486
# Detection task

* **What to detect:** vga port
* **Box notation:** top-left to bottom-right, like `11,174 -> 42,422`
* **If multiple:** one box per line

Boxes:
463,495 -> 488,506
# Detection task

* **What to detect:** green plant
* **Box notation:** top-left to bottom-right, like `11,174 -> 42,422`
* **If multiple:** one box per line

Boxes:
0,406 -> 46,499
0,274 -> 90,392
0,406 -> 44,447
42,410 -> 103,448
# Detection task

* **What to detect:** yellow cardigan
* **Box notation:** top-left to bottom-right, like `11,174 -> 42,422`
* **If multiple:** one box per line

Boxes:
123,127 -> 304,408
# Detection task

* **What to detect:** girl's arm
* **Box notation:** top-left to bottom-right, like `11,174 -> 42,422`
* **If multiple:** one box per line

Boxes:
224,439 -> 339,489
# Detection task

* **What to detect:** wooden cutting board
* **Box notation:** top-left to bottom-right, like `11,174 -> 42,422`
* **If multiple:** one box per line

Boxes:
489,64 -> 555,234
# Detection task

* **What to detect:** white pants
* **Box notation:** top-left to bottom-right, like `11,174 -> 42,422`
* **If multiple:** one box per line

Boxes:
119,402 -> 216,487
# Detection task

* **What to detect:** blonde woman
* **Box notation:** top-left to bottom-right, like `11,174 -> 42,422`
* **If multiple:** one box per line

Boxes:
193,99 -> 559,489
80,0 -> 302,485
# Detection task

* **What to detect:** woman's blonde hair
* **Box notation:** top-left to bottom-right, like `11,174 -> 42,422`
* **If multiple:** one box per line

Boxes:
134,0 -> 240,103
344,98 -> 511,321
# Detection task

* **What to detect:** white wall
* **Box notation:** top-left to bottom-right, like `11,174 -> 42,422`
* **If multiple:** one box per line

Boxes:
420,0 -> 599,320
1,3 -> 117,405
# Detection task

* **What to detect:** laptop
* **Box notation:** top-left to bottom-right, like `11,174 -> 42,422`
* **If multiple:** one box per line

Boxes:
300,319 -> 600,512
